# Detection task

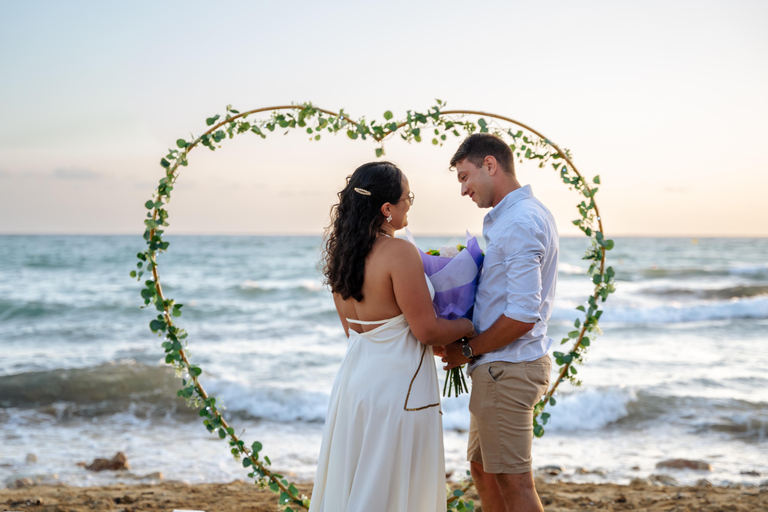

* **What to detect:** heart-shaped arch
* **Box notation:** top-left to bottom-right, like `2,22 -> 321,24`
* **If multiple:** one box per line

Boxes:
132,101 -> 616,510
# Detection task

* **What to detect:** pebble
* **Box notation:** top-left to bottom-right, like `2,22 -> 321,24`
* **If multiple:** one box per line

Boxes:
7,477 -> 35,489
649,474 -> 679,486
538,465 -> 563,476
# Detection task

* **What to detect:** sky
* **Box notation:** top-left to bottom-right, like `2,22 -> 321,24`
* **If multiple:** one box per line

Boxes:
0,0 -> 766,237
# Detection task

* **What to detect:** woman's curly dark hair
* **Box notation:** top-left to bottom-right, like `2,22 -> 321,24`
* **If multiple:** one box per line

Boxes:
322,161 -> 404,301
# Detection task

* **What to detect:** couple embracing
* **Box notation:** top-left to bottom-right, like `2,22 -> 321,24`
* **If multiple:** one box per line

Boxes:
310,134 -> 558,512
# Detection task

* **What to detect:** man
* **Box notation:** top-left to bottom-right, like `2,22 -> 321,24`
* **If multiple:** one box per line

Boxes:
442,133 -> 558,512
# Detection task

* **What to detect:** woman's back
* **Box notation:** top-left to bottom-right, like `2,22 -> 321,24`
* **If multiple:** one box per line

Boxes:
335,236 -> 411,333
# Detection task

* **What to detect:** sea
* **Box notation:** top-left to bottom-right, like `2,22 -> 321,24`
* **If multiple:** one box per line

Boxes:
1,235 -> 767,489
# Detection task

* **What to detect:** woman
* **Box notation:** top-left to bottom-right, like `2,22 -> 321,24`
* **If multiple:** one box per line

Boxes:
309,162 -> 475,512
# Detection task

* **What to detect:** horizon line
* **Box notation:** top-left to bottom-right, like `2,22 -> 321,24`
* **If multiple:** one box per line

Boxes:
1,232 -> 766,239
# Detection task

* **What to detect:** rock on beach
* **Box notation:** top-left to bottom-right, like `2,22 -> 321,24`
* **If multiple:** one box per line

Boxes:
656,458 -> 712,471
83,452 -> 130,472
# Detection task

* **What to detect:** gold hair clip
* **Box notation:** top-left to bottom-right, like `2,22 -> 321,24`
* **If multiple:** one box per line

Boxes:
354,187 -> 372,196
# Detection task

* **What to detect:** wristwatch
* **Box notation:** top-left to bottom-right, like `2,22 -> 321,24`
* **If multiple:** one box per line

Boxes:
461,338 -> 475,360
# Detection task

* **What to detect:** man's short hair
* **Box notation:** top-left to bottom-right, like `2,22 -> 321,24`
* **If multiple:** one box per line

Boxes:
450,133 -> 515,175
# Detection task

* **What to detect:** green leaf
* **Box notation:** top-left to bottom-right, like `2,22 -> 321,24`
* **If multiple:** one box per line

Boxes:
383,110 -> 393,120
252,441 -> 263,454
149,319 -> 165,332
176,139 -> 187,149
549,397 -> 556,406
130,270 -> 136,278
189,366 -> 202,377
593,175 -> 601,184
160,158 -> 170,168
206,115 -> 220,126
592,274 -> 602,285
375,147 -> 384,158
533,424 -> 545,437
242,457 -> 252,468
568,330 -> 579,338
218,429 -> 226,439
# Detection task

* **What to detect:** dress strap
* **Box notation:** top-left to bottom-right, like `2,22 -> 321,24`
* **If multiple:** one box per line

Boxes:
346,317 -> 398,325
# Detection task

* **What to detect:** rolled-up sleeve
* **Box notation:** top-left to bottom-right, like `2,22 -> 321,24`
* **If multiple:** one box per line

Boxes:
502,223 -> 545,324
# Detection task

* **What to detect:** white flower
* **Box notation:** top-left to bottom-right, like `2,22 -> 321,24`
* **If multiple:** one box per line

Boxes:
439,245 -> 460,258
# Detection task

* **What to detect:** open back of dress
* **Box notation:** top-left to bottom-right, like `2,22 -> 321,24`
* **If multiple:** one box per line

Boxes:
309,277 -> 445,512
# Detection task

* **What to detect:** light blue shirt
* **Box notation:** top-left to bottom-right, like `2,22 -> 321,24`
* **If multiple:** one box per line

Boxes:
468,185 -> 559,375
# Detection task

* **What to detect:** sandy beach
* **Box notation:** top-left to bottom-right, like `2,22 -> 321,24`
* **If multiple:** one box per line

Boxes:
2,479 -> 767,512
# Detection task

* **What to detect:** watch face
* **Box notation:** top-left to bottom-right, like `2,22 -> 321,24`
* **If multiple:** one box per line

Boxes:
462,344 -> 472,358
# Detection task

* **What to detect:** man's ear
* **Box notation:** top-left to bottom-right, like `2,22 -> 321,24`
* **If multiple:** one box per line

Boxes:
484,156 -> 499,176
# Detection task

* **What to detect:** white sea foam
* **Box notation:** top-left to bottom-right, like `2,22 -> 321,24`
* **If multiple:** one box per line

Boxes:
240,279 -> 323,292
550,296 -> 768,325
545,387 -> 635,431
598,296 -> 768,324
438,386 -> 635,433
205,379 -> 330,423
559,262 -> 587,275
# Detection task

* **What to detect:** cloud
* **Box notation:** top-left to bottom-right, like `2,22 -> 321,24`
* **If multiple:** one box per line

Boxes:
52,167 -> 104,180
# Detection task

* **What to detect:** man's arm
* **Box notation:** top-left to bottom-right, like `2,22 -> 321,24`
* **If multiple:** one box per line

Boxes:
442,220 -> 546,369
441,315 -> 534,370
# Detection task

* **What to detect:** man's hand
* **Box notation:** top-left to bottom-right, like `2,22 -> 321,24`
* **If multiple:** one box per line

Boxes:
441,340 -> 471,370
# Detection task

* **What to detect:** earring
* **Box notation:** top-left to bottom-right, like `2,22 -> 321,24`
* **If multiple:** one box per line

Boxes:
387,214 -> 392,223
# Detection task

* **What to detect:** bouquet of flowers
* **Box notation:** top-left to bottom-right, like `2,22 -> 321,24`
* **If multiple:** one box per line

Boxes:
405,229 -> 484,397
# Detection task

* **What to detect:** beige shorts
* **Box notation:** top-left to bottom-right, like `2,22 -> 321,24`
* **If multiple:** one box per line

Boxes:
467,356 -> 551,474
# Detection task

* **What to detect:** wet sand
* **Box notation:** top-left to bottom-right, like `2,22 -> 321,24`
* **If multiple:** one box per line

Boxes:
2,479 -> 766,511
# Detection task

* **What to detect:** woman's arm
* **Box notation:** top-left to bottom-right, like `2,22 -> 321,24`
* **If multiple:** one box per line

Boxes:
390,241 -> 474,346
332,292 -> 351,338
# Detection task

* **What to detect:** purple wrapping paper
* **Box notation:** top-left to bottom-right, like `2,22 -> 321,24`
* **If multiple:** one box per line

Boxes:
406,230 -> 484,320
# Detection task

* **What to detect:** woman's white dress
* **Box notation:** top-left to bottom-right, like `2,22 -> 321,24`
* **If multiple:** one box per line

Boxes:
309,280 -> 445,512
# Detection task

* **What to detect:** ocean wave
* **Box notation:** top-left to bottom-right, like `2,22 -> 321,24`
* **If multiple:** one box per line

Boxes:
205,379 -> 329,423
545,387 -> 635,431
628,263 -> 768,281
0,297 -> 140,322
641,285 -> 768,300
552,296 -> 768,325
558,263 -> 587,275
238,279 -> 324,294
0,362 -> 191,419
0,300 -> 69,321
601,296 -> 768,324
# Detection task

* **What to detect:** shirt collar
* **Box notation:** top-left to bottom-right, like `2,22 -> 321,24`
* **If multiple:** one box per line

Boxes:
486,185 -> 533,223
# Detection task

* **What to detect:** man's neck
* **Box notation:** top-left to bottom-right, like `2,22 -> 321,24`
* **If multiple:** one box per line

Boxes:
491,176 -> 523,207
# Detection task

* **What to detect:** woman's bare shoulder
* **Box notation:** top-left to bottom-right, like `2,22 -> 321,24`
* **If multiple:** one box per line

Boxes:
376,238 -> 422,267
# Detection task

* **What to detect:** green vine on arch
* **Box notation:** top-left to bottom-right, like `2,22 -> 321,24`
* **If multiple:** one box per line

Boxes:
131,101 -> 616,511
